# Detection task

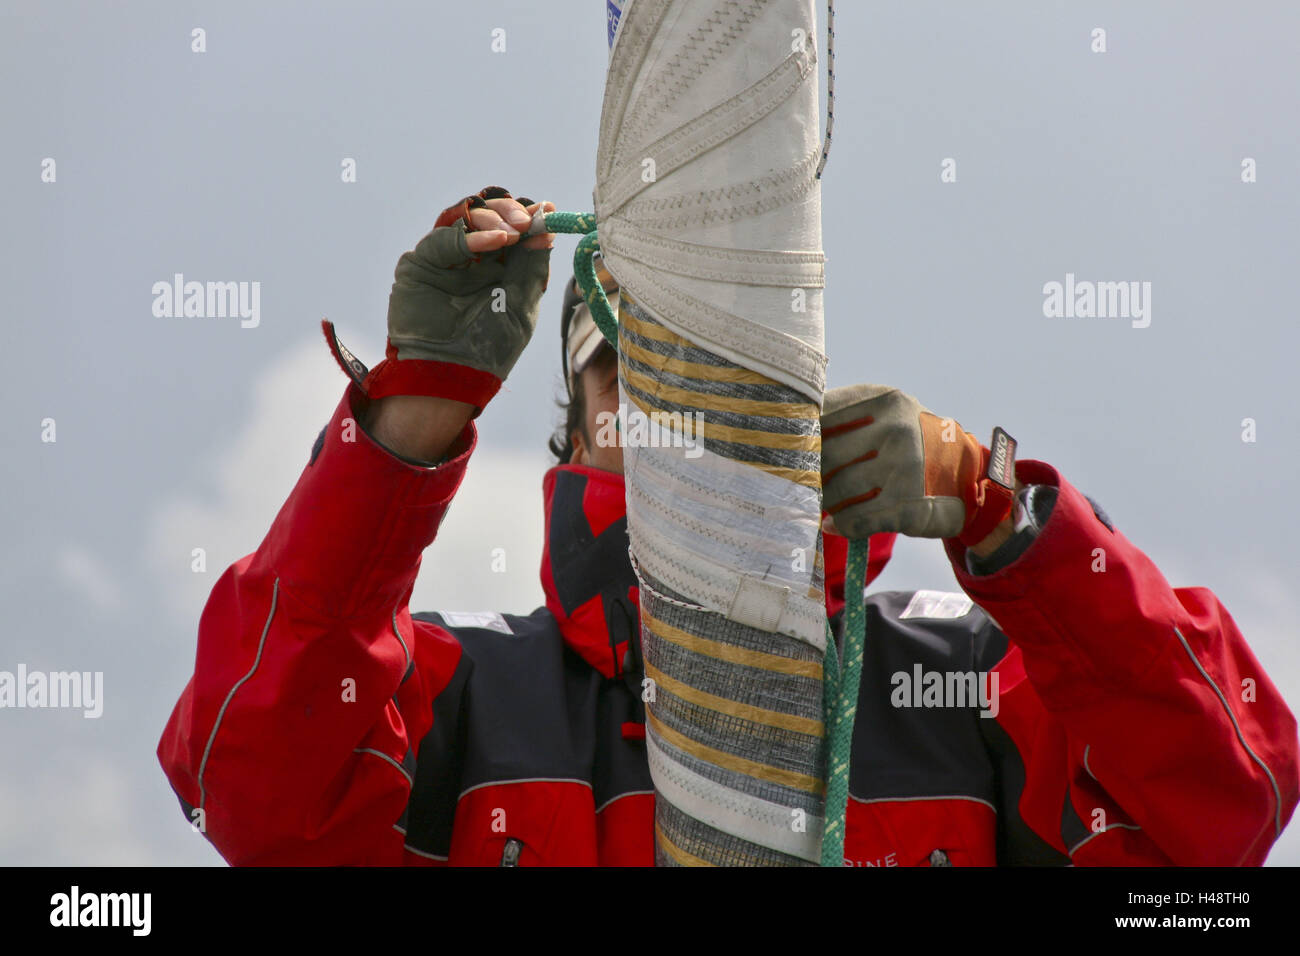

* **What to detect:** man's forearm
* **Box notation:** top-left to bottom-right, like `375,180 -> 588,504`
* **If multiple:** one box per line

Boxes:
363,394 -> 475,464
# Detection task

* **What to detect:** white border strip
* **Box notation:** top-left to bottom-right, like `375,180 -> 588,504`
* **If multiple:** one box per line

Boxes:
197,578 -> 279,809
1069,822 -> 1143,857
596,789 -> 656,815
457,777 -> 593,801
848,792 -> 998,816
391,607 -> 411,673
354,747 -> 413,787
1174,626 -> 1283,837
646,729 -> 822,863
393,824 -> 449,861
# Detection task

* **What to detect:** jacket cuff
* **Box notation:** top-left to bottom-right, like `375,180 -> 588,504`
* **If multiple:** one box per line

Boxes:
945,460 -> 1059,585
965,483 -> 1057,576
320,319 -> 500,417
363,351 -> 502,416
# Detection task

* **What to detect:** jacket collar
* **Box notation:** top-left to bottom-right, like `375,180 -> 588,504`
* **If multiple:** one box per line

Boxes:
539,464 -> 897,678
540,465 -> 640,680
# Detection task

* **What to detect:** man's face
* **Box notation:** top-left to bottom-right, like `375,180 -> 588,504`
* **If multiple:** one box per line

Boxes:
569,348 -> 624,474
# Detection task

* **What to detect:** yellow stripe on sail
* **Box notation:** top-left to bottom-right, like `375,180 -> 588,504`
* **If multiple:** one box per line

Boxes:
622,363 -> 817,422
644,661 -> 824,737
621,383 -> 817,454
619,334 -> 774,386
619,307 -> 698,348
646,709 -> 826,796
642,607 -> 823,679
734,461 -> 822,489
654,821 -> 716,867
619,381 -> 823,487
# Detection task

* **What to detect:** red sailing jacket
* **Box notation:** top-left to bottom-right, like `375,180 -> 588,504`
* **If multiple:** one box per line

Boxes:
157,383 -> 1299,866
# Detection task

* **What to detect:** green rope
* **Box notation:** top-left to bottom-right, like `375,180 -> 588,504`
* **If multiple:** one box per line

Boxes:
543,211 -> 619,347
543,209 -> 868,867
820,537 -> 869,866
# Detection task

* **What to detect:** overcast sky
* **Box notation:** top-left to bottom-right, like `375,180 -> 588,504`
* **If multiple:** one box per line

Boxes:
2,0 -> 1297,866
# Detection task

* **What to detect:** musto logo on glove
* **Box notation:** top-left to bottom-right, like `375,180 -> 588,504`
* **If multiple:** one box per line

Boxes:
359,185 -> 554,416
820,384 -> 1017,547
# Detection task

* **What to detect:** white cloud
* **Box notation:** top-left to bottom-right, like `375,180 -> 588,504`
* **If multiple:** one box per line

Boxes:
408,451 -> 549,619
56,544 -> 124,613
0,749 -> 156,865
145,334 -> 551,630
145,337 -> 343,625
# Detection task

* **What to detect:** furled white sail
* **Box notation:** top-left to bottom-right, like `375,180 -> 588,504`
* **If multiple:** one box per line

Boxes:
596,0 -> 829,865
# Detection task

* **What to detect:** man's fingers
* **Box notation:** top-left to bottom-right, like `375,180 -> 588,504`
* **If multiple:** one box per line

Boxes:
482,197 -> 534,231
459,197 -> 554,252
468,205 -> 519,236
465,203 -> 520,253
465,229 -> 512,253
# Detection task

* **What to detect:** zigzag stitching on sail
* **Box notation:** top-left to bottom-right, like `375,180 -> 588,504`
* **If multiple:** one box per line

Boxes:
620,439 -> 808,529
622,147 -> 822,231
646,734 -> 823,862
617,0 -> 770,165
597,0 -> 674,182
613,262 -> 827,398
624,473 -> 816,572
623,460 -> 818,575
654,800 -> 810,866
601,0 -> 831,867
627,525 -> 827,646
602,227 -> 825,287
598,43 -> 815,217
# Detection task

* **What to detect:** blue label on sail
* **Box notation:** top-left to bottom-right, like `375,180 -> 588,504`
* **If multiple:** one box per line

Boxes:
607,0 -> 623,48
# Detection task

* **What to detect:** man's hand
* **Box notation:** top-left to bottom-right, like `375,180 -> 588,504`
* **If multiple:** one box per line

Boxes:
819,384 -> 1017,554
366,186 -> 556,414
361,187 -> 555,462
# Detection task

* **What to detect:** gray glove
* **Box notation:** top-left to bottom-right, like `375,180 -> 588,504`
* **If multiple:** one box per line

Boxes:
366,186 -> 553,413
821,384 -> 991,540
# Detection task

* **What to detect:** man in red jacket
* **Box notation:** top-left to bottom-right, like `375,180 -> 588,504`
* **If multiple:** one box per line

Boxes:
158,186 -> 1298,866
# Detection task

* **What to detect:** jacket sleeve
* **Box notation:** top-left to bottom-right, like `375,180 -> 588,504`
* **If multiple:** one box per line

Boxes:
946,460 -> 1299,866
157,383 -> 474,865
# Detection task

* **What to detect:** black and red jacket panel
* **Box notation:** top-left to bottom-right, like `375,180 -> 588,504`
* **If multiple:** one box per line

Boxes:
157,385 -> 1299,865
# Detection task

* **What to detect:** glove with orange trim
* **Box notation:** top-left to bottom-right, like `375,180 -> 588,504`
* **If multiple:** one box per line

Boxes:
362,185 -> 555,416
820,384 -> 1017,546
